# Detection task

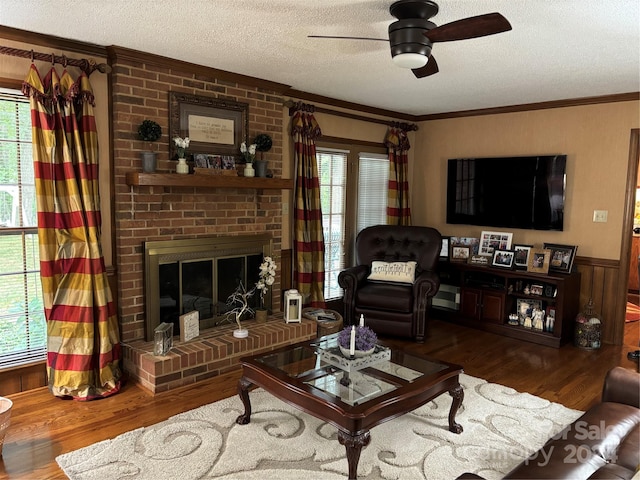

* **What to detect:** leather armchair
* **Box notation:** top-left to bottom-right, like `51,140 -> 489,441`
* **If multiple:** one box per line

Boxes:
338,225 -> 442,342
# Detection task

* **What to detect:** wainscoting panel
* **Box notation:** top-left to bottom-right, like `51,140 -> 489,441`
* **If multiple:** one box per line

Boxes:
575,256 -> 623,345
0,362 -> 46,396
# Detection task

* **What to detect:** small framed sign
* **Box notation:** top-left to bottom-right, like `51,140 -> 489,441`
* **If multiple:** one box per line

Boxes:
469,255 -> 490,266
179,310 -> 200,342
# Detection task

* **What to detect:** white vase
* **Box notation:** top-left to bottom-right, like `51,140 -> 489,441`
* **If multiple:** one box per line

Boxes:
243,162 -> 255,177
176,158 -> 189,174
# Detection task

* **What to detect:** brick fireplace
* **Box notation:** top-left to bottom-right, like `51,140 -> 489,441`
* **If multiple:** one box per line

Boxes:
108,47 -> 294,391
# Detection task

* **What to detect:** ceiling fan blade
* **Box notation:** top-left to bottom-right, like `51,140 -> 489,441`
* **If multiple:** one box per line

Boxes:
412,55 -> 439,78
308,35 -> 389,42
424,13 -> 512,43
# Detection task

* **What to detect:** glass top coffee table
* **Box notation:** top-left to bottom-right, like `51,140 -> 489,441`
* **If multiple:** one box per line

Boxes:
236,334 -> 464,480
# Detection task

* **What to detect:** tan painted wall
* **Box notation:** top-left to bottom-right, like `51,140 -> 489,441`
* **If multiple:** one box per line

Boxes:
0,39 -> 112,267
412,101 -> 640,260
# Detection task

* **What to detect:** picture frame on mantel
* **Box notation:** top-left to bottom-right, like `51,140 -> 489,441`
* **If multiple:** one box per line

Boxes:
169,91 -> 249,158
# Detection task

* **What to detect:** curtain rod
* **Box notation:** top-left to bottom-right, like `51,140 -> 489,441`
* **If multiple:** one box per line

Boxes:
0,45 -> 111,76
284,99 -> 418,131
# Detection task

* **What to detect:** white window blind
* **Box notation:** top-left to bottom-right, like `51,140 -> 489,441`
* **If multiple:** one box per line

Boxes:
316,147 -> 389,301
317,148 -> 347,300
357,152 -> 389,233
0,89 -> 46,369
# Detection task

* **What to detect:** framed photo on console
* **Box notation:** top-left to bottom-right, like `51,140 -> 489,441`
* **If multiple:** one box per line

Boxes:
440,236 -> 450,262
527,248 -> 551,274
450,237 -> 480,255
479,231 -> 513,256
544,243 -> 577,274
513,245 -> 532,269
451,245 -> 471,262
491,250 -> 515,269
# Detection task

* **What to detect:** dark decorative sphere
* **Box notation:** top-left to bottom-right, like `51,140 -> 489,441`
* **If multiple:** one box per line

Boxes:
254,133 -> 273,152
137,120 -> 162,142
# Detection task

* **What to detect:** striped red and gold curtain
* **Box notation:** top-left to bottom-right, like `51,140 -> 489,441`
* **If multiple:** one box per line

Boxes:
22,64 -> 121,400
384,126 -> 412,225
290,102 -> 326,307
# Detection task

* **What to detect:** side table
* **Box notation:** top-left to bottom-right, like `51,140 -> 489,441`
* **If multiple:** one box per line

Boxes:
302,307 -> 344,337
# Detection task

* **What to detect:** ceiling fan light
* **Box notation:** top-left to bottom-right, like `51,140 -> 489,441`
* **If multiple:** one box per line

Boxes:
392,52 -> 428,69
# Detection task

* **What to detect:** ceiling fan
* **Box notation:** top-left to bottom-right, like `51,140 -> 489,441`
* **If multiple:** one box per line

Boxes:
308,0 -> 512,78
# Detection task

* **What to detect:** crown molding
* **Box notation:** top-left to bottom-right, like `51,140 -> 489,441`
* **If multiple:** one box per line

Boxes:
284,88 -> 416,121
0,25 -> 106,57
416,92 -> 640,121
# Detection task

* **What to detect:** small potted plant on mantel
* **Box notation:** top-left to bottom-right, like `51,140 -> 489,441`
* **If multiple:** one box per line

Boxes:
253,133 -> 273,178
137,119 -> 162,173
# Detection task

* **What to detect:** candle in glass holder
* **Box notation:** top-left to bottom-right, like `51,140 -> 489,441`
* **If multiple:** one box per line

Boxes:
359,314 -> 365,327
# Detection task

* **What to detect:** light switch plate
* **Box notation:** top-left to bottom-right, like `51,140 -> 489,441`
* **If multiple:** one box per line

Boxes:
593,210 -> 608,223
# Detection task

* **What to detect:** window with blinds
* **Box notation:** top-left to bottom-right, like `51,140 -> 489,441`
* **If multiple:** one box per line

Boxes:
0,89 -> 46,369
317,146 -> 389,300
357,152 -> 388,233
317,148 -> 347,300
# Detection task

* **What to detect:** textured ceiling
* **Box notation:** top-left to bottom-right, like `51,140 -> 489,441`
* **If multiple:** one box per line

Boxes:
1,0 -> 639,115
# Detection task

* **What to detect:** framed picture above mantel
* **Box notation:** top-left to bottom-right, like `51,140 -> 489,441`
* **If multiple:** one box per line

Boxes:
169,91 -> 249,158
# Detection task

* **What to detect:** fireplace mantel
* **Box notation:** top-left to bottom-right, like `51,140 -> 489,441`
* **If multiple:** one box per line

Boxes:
126,172 -> 293,190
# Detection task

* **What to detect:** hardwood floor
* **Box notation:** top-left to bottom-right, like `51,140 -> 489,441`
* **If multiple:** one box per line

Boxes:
1,319 -> 637,480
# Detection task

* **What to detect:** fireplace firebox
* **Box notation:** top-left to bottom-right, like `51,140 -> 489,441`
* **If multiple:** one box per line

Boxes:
144,235 -> 272,341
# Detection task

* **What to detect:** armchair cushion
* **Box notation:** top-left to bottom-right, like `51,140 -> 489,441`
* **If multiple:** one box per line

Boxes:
367,260 -> 417,284
357,283 -> 413,312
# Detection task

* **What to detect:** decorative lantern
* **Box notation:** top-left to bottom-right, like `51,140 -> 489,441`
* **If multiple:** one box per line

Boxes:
284,289 -> 302,323
574,299 -> 602,350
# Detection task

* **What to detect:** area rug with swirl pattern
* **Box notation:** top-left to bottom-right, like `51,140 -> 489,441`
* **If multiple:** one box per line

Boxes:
56,374 -> 582,480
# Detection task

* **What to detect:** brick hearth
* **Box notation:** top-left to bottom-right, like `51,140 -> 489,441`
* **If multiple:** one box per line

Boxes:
122,316 -> 316,394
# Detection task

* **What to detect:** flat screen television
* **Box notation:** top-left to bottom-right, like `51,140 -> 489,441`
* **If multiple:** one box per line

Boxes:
446,155 -> 567,231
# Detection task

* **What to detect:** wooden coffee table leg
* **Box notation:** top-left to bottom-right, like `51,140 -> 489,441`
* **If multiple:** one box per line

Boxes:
235,376 -> 253,425
338,429 -> 371,480
448,383 -> 464,434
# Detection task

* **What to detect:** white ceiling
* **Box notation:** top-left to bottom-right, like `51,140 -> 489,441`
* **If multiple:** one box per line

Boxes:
1,0 -> 639,116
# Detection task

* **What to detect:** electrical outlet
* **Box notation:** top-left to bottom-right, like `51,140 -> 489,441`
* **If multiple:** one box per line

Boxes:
593,210 -> 608,223
282,202 -> 289,215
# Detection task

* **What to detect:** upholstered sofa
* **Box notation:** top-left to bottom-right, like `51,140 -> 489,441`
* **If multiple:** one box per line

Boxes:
337,225 -> 441,342
458,366 -> 640,479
